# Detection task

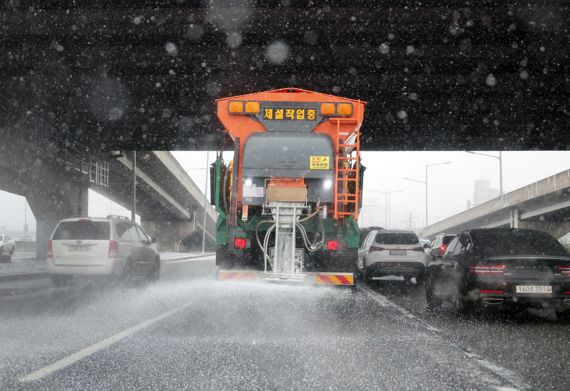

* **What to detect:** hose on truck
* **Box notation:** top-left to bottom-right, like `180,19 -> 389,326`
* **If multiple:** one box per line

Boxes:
254,207 -> 326,270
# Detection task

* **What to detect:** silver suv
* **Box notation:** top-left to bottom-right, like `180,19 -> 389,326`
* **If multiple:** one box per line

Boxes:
48,216 -> 160,286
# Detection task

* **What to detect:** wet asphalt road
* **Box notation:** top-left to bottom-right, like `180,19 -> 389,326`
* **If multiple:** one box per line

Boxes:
0,257 -> 568,390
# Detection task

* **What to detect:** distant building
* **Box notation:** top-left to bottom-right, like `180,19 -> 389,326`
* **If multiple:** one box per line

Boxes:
473,180 -> 500,206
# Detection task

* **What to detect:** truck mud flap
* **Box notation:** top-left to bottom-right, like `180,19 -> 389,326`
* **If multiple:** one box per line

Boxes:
217,269 -> 354,286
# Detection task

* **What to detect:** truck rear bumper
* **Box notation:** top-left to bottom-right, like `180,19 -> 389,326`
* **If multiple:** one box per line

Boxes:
218,269 -> 354,286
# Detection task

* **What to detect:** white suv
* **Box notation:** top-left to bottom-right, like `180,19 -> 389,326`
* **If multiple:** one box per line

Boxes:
358,230 -> 427,284
48,216 -> 160,286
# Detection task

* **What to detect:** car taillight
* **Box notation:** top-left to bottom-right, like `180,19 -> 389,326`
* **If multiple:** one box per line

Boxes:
47,240 -> 53,259
233,238 -> 247,250
558,266 -> 570,276
369,246 -> 385,252
327,240 -> 338,251
108,240 -> 119,258
438,244 -> 447,255
469,264 -> 506,276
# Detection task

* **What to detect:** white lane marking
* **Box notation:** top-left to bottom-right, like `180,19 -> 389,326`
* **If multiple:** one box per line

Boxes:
357,283 -> 531,391
357,283 -> 441,332
20,303 -> 190,383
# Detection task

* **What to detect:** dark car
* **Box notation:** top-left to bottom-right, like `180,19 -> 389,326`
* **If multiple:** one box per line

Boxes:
425,228 -> 570,314
426,233 -> 457,263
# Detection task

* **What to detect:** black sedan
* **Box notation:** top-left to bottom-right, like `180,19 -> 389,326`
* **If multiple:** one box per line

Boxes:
425,228 -> 570,314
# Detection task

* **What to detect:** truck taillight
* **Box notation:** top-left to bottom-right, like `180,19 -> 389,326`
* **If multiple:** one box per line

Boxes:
108,240 -> 119,258
327,240 -> 338,251
369,246 -> 385,252
469,264 -> 506,276
234,238 -> 247,250
47,240 -> 53,259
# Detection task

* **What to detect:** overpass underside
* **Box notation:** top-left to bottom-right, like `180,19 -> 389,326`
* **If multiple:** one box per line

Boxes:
0,0 -> 568,153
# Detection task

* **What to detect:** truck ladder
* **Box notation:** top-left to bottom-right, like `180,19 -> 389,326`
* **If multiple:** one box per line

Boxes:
332,117 -> 360,220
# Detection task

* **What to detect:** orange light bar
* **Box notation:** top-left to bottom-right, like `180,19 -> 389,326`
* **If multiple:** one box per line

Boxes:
229,101 -> 244,113
320,103 -> 336,116
337,103 -> 353,116
245,101 -> 260,113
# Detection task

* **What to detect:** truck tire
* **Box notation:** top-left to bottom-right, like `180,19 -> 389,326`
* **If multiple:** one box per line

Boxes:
216,247 -> 233,269
323,249 -> 358,273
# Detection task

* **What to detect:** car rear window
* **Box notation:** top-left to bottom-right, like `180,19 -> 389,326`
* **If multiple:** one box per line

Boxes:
52,221 -> 110,240
442,235 -> 456,245
375,233 -> 419,245
471,230 -> 567,257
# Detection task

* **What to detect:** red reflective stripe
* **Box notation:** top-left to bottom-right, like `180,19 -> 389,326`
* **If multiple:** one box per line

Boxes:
336,275 -> 350,285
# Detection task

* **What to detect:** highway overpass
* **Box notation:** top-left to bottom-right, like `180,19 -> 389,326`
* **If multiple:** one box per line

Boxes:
421,169 -> 570,240
0,127 -> 216,259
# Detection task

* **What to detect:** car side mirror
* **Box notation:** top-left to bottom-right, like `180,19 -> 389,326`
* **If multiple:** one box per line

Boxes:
430,248 -> 442,257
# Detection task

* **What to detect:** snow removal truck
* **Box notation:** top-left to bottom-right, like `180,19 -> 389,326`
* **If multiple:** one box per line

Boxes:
212,88 -> 366,286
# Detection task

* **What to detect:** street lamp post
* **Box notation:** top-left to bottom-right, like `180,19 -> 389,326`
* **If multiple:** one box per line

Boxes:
369,190 -> 404,229
185,153 -> 211,253
131,151 -> 137,222
403,161 -> 451,227
466,151 -> 503,199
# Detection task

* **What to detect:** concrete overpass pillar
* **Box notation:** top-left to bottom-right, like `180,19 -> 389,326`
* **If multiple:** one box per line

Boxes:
27,180 -> 89,260
141,220 -> 195,252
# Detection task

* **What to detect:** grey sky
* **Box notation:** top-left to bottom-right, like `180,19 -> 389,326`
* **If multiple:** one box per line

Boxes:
1,151 -> 569,235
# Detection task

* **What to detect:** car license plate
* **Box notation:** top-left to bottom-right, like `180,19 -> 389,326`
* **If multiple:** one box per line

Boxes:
389,250 -> 407,256
69,245 -> 90,252
515,285 -> 552,294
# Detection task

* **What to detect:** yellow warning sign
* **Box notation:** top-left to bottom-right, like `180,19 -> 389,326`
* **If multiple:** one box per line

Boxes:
309,156 -> 330,170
